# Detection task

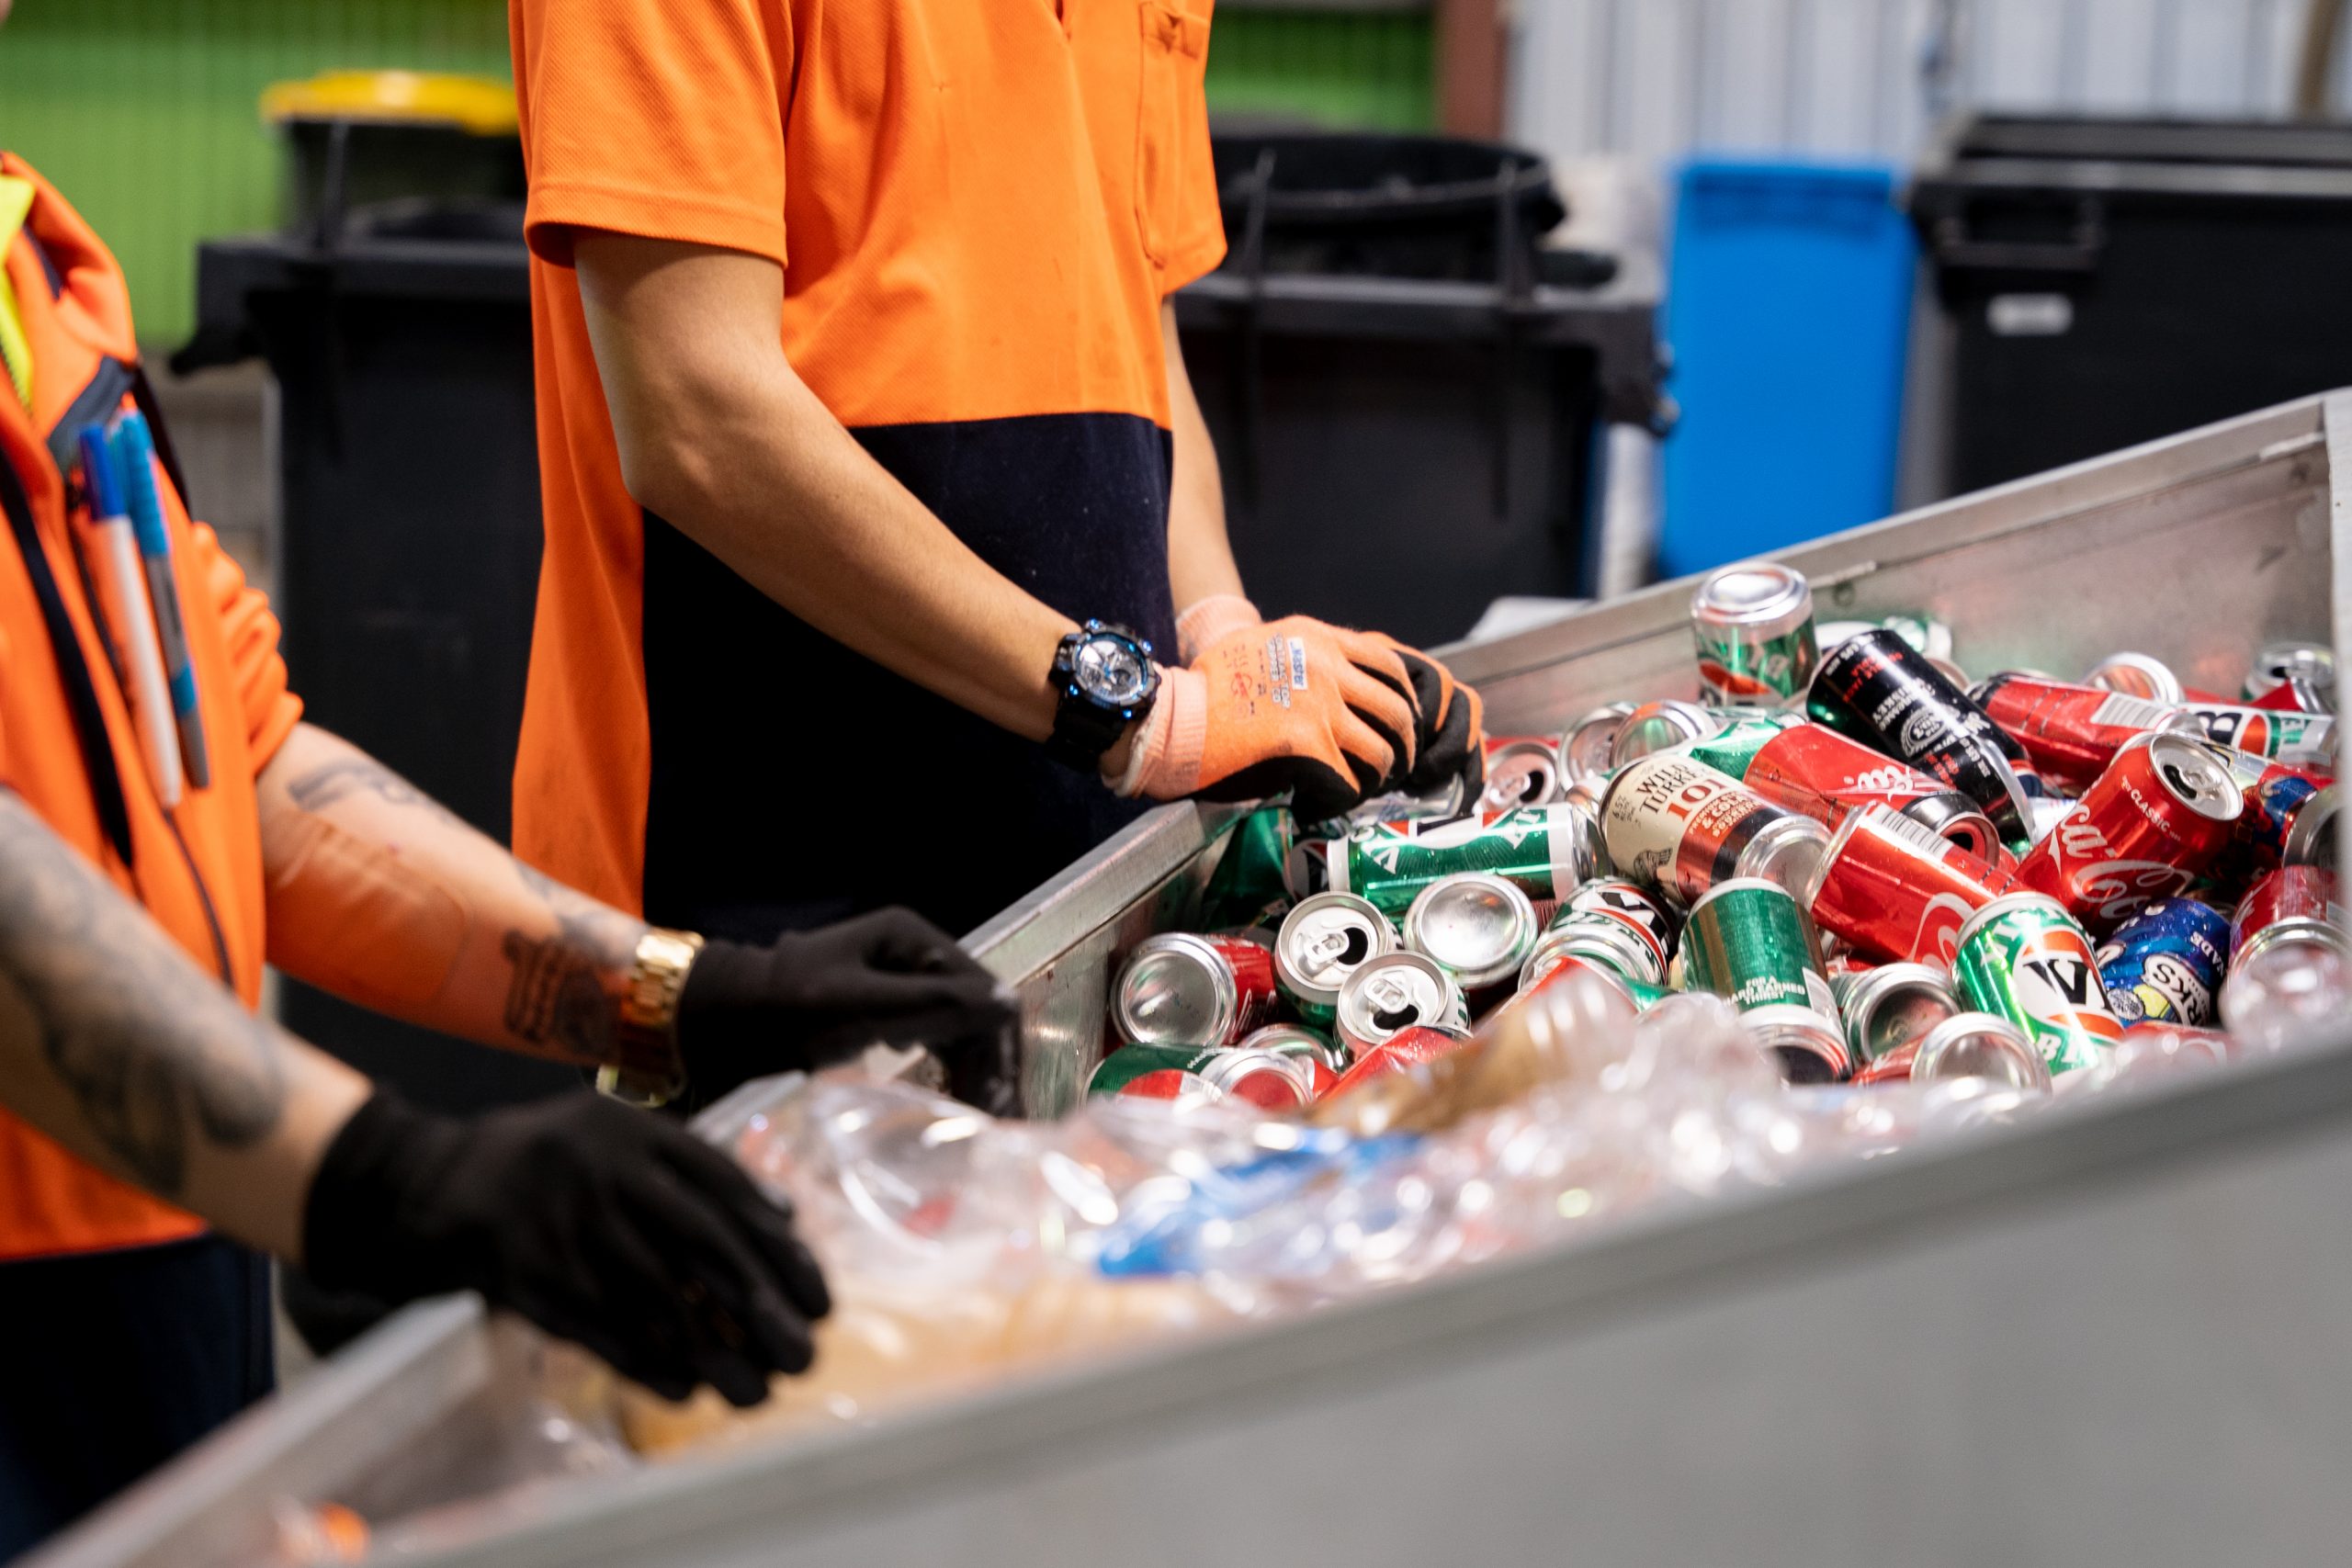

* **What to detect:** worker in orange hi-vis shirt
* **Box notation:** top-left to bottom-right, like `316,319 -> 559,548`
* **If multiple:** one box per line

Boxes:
0,73 -> 1012,1559
503,0 -> 1487,949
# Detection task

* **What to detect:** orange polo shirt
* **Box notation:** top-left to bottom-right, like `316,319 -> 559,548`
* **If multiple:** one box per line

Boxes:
509,0 -> 1225,933
0,156 -> 302,1260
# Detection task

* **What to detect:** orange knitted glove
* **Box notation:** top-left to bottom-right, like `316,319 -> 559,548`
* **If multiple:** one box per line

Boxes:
1174,593 -> 1263,665
1362,633 -> 1487,796
1114,617 -> 1419,820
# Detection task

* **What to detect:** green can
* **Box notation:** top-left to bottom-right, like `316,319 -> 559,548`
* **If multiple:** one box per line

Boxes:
1327,803 -> 1600,917
1952,892 -> 2122,1077
1198,807 -> 1296,931
1690,561 -> 1819,705
1087,1043 -> 1221,1096
1680,876 -> 1839,1020
1683,711 -> 1808,779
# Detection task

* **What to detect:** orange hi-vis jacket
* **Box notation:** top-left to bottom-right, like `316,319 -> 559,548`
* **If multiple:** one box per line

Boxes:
0,156 -> 303,1261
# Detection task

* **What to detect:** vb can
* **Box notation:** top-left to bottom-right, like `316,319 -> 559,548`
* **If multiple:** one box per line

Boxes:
1971,672 -> 2199,793
1479,737 -> 1565,816
1403,873 -> 1542,998
1111,932 -> 1281,1048
2010,731 -> 2242,934
1327,803 -> 1602,917
1832,961 -> 1960,1076
1522,917 -> 1666,992
1274,892 -> 1397,1030
2231,865 -> 2348,971
2179,702 -> 2335,767
2094,897 -> 2230,1027
1690,560 -> 1821,706
1803,802 -> 2000,965
1808,628 -> 2036,849
1599,754 -> 1833,910
1680,878 -> 1848,1080
1952,893 -> 2122,1076
1334,952 -> 1471,1058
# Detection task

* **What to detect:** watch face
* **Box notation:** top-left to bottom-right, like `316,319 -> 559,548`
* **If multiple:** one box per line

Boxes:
1075,636 -> 1152,705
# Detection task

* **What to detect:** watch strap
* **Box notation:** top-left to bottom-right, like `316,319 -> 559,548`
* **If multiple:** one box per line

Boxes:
595,927 -> 706,1108
1046,694 -> 1131,773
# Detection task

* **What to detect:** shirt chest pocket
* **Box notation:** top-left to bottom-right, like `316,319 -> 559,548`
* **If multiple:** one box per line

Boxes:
1134,0 -> 1213,272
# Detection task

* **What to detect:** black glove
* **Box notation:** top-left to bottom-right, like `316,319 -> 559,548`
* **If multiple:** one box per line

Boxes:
677,907 -> 1019,1113
303,1089 -> 829,1407
1372,637 -> 1486,798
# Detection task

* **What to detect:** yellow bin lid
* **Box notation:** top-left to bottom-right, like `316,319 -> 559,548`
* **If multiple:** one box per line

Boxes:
261,71 -> 517,135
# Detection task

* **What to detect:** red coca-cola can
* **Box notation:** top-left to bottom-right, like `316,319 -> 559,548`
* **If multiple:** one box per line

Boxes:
2011,733 -> 2242,935
2232,865 -> 2345,968
1804,804 -> 2001,965
1972,673 -> 2199,792
1738,723 -> 1949,823
1317,1023 -> 1475,1100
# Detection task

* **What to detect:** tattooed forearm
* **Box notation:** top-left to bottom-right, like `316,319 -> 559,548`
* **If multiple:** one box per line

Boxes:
284,755 -> 465,826
501,863 -> 646,1066
0,795 -> 284,1197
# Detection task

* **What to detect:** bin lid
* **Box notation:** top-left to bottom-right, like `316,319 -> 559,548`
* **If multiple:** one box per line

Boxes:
260,71 -> 518,136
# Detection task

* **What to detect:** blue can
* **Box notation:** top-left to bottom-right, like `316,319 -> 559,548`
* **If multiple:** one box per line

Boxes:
2095,898 -> 2232,1027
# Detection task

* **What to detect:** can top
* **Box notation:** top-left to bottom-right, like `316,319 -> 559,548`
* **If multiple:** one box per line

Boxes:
2251,639 -> 2336,704
1692,561 -> 1812,631
2143,731 -> 2245,823
1113,932 -> 1238,1047
1336,952 -> 1461,1045
1558,702 -> 1637,784
2286,783 -> 2340,871
1480,739 -> 1563,815
1835,962 -> 1960,1064
1404,873 -> 1540,989
1613,700 -> 1720,764
1276,892 -> 1395,1002
2086,651 -> 2183,705
1912,1010 -> 2051,1090
1736,813 -> 1832,902
1194,1048 -> 1317,1110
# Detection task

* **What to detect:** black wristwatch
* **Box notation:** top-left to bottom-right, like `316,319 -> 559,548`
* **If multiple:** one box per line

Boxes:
1046,620 -> 1160,773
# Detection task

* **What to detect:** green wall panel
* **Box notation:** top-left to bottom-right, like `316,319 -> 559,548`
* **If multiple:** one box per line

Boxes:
0,0 -> 510,345
0,2 -> 1427,347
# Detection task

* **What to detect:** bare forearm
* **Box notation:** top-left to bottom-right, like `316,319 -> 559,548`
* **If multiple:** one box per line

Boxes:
257,724 -> 648,1067
0,791 -> 368,1258
1161,301 -> 1244,613
579,235 -> 1077,743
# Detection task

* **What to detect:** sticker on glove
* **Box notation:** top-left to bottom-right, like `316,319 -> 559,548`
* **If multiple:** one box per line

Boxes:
1262,635 -> 1310,709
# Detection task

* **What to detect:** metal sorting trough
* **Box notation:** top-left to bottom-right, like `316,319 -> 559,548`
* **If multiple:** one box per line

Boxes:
36,393 -> 2352,1568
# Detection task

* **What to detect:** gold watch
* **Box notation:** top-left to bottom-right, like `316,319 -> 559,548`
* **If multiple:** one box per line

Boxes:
595,928 -> 706,1108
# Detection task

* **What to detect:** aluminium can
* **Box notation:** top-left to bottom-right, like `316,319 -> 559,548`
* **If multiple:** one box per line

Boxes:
2231,865 -> 2349,971
2245,639 -> 2335,711
1680,878 -> 1844,1071
1971,672 -> 2200,793
2094,897 -> 2231,1028
1802,804 -> 2002,966
1334,952 -> 1470,1058
1831,961 -> 1960,1073
1679,710 -> 1808,778
1521,917 -> 1666,992
1479,737 -> 1565,816
1327,803 -> 1602,917
1090,1043 -> 1229,1097
1613,700 -> 1733,764
1274,892 -> 1397,1029
1599,754 -> 1832,910
2178,702 -> 2336,767
1909,1011 -> 2052,1091
1807,628 -> 2036,849
1690,560 -> 1820,706
2010,731 -> 2242,934
1319,1022 -> 1477,1100
1557,701 -> 1638,784
1952,892 -> 2122,1076
1695,717 -> 1961,835
1235,1023 -> 1348,1091
1403,873 -> 1542,994
1553,875 -> 1679,972
2085,651 -> 2185,705
1898,791 -> 2004,863
1111,932 -> 1280,1048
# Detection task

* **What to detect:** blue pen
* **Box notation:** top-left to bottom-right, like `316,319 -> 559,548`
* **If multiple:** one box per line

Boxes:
76,424 -> 185,807
108,412 -> 211,790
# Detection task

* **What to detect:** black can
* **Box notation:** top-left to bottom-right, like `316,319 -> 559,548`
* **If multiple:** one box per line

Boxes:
1807,629 -> 2034,849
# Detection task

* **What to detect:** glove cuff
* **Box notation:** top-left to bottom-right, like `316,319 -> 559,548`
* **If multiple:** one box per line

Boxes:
300,1089 -> 468,1301
1174,594 -> 1260,665
1109,664 -> 1206,799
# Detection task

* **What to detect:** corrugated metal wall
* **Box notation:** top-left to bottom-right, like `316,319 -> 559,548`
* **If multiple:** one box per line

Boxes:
1512,0 -> 2352,167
